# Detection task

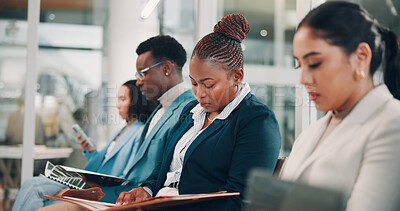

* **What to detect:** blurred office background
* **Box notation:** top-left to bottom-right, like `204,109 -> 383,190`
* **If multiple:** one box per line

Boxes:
0,0 -> 398,209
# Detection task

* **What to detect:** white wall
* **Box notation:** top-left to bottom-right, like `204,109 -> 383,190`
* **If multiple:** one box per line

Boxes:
106,0 -> 160,141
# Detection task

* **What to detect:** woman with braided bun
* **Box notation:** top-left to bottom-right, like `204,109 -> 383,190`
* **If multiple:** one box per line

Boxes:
281,2 -> 400,211
114,14 -> 281,210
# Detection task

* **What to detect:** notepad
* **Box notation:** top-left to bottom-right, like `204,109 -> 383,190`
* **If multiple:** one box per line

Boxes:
43,161 -> 129,190
44,191 -> 240,211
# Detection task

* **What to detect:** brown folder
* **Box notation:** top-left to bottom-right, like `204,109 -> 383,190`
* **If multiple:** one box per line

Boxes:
43,191 -> 240,210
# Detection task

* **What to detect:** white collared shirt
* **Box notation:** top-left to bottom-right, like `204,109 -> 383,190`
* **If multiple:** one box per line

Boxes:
145,82 -> 189,138
163,82 -> 251,187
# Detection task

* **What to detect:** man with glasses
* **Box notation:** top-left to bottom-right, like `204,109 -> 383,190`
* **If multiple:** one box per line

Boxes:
97,35 -> 195,203
23,35 -> 195,211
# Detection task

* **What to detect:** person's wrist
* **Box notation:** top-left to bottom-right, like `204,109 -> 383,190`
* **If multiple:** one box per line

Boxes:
142,186 -> 153,197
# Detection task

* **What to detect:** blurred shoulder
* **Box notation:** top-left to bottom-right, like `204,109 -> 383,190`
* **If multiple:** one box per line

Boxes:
384,98 -> 400,117
372,98 -> 400,132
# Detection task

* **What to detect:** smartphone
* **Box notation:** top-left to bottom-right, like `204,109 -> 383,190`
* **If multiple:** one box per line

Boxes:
72,124 -> 94,148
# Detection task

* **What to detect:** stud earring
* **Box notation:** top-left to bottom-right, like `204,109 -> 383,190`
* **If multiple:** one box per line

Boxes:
355,69 -> 366,80
165,72 -> 169,76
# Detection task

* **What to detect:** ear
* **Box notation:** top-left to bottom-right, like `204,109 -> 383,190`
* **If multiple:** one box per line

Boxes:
351,42 -> 372,80
232,68 -> 244,85
163,60 -> 175,76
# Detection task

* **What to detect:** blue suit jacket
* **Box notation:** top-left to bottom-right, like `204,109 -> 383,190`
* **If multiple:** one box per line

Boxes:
82,120 -> 145,177
100,90 -> 195,202
148,93 -> 281,211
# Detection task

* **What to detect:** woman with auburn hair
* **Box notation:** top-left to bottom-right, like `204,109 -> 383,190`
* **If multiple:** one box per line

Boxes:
281,2 -> 400,211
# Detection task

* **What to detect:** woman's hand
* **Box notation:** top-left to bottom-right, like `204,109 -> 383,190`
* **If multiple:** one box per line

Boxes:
77,134 -> 96,152
55,187 -> 105,201
115,187 -> 151,206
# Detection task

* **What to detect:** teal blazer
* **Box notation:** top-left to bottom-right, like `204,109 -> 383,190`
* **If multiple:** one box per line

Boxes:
82,120 -> 145,177
147,93 -> 281,211
100,90 -> 195,202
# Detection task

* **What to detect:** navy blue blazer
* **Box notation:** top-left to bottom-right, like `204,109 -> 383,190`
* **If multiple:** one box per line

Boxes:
148,93 -> 281,211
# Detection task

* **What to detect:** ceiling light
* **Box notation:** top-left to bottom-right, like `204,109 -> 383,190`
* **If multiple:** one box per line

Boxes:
386,0 -> 398,16
260,29 -> 268,37
49,14 -> 56,20
141,0 -> 161,19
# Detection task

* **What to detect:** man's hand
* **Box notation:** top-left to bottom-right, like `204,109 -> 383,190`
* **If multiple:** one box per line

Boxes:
77,134 -> 96,152
116,187 -> 151,206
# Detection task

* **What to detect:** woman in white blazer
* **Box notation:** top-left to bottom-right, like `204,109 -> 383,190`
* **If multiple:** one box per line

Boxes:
281,2 -> 400,211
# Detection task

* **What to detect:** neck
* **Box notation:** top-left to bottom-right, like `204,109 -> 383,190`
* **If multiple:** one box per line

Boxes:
207,111 -> 220,121
168,76 -> 183,89
126,117 -> 137,125
160,78 -> 184,97
336,79 -> 374,112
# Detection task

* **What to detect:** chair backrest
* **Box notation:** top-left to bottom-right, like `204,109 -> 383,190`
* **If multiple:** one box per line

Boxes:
273,157 -> 286,176
244,168 -> 346,211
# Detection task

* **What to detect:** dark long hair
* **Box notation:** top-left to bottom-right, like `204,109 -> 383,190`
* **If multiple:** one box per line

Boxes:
298,1 -> 400,100
122,80 -> 159,123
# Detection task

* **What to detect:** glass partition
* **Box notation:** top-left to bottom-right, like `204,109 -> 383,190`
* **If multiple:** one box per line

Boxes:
0,1 -> 105,209
160,0 -> 195,78
36,3 -> 104,170
220,0 -> 297,155
0,1 -> 29,209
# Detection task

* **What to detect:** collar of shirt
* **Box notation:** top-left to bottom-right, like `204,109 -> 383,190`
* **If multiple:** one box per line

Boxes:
190,82 -> 251,121
157,82 -> 189,109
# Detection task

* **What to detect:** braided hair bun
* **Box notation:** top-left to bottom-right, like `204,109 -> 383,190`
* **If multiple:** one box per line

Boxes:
192,13 -> 249,72
213,14 -> 250,43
